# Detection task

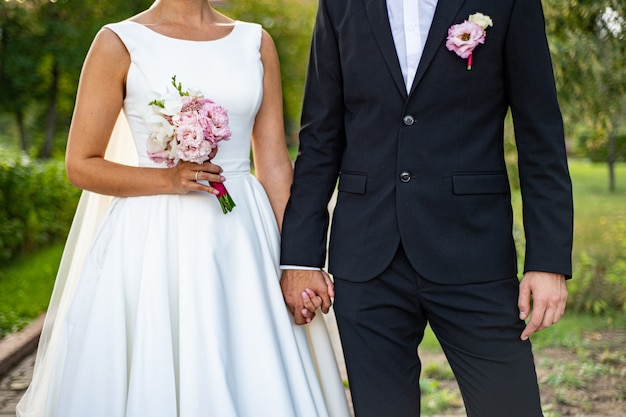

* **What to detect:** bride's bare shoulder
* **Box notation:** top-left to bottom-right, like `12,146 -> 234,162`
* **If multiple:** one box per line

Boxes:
77,27 -> 129,91
88,26 -> 129,63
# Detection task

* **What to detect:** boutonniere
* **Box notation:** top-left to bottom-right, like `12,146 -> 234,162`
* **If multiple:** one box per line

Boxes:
446,13 -> 493,70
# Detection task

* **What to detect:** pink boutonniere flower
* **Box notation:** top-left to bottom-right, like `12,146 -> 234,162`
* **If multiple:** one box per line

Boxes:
446,13 -> 493,70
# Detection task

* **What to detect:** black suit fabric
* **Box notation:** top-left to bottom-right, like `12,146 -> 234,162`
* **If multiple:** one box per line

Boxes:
280,0 -> 573,285
333,245 -> 543,417
281,0 -> 573,416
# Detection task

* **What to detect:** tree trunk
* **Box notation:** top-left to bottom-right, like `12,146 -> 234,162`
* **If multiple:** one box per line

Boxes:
607,132 -> 616,192
40,62 -> 59,159
16,109 -> 28,152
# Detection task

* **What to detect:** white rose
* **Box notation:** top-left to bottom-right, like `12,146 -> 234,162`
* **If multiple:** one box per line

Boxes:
187,88 -> 204,99
469,13 -> 493,29
159,95 -> 183,117
142,110 -> 175,143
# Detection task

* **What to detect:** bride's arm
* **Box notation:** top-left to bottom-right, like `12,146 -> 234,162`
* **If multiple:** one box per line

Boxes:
65,28 -> 223,197
252,29 -> 293,230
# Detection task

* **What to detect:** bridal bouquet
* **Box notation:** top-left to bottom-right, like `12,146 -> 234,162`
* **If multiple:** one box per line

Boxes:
142,76 -> 236,213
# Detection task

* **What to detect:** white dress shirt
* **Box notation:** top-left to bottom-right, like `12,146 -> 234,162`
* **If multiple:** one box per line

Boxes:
387,0 -> 438,92
281,0 -> 438,271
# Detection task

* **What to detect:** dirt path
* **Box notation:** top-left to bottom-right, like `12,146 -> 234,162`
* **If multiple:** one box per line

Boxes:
419,329 -> 626,416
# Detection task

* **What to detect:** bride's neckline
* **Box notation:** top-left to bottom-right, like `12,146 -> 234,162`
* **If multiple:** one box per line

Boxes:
125,20 -> 239,43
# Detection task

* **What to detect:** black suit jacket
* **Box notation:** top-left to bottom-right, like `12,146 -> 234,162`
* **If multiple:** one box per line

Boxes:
281,0 -> 573,284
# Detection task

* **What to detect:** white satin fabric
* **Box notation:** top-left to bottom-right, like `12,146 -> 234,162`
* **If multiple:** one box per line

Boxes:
17,20 -> 350,417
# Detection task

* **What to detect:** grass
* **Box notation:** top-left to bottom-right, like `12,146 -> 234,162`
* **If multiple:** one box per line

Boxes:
420,379 -> 464,415
511,160 -> 626,259
0,242 -> 63,338
568,160 -> 626,260
418,313 -> 626,416
419,311 -> 626,356
530,311 -> 626,349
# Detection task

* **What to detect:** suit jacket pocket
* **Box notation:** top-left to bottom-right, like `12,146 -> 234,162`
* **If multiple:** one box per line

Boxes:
452,172 -> 510,195
338,172 -> 367,194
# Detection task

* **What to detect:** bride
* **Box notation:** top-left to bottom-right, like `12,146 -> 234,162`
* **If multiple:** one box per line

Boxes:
16,1 -> 350,416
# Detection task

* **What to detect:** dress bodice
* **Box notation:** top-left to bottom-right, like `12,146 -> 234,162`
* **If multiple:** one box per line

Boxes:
105,21 -> 264,173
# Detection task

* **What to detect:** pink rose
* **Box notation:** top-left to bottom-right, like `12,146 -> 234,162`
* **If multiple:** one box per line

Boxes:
446,21 -> 486,59
172,111 -> 197,130
173,113 -> 212,163
199,99 -> 232,143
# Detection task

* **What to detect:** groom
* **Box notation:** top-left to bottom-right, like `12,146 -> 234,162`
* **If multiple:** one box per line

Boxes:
280,0 -> 573,416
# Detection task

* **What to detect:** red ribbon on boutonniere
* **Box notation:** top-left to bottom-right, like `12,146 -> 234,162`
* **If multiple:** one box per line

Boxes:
446,13 -> 493,70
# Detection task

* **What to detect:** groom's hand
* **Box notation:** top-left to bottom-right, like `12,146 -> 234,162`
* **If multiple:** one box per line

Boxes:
518,271 -> 568,341
280,269 -> 333,325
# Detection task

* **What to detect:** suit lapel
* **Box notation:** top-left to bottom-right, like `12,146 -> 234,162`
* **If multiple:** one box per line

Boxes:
409,0 -> 465,95
363,0 -> 407,99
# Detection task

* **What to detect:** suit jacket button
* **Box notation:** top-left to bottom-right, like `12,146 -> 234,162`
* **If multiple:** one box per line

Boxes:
402,115 -> 415,126
400,171 -> 412,182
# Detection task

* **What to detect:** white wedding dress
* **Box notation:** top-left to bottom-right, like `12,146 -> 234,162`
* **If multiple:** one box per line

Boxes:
16,20 -> 350,417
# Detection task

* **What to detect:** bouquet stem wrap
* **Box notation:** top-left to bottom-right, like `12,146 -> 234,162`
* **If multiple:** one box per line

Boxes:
210,181 -> 236,214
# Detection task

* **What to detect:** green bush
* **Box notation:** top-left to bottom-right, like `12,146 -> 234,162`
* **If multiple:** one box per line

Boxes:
575,127 -> 626,163
565,161 -> 626,314
0,147 -> 80,266
568,215 -> 626,314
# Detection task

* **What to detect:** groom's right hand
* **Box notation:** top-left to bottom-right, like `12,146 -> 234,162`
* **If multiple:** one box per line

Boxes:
280,269 -> 333,325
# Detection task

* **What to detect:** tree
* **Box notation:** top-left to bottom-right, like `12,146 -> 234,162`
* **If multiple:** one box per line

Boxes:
0,0 -> 152,158
218,0 -> 317,145
33,0 -> 153,158
1,0 -> 312,153
544,0 -> 626,191
0,2 -> 45,151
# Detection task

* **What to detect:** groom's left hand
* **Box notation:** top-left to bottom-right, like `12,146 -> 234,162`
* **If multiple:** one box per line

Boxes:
518,271 -> 568,341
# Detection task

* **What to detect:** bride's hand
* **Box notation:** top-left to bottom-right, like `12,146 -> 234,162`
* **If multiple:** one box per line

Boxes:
300,271 -> 335,323
171,160 -> 224,195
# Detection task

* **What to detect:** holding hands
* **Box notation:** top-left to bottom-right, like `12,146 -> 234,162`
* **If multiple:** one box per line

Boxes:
280,269 -> 335,325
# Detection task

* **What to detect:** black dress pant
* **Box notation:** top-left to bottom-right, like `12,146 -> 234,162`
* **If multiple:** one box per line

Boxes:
333,244 -> 543,417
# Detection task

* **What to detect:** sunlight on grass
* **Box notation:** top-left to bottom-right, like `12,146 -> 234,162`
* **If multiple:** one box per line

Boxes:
531,312 -> 626,349
569,160 -> 626,259
0,243 -> 63,338
512,160 -> 626,258
420,313 -> 626,354
420,379 -> 464,415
